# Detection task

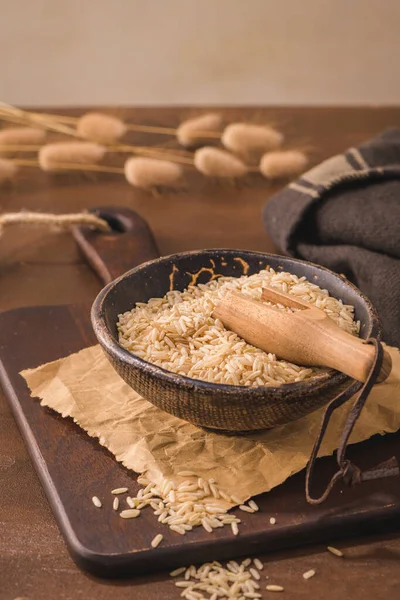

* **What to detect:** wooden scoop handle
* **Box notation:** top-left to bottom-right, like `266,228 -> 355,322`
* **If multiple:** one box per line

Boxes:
213,291 -> 392,383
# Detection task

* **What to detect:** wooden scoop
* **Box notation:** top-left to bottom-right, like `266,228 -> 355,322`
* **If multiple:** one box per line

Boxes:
213,287 -> 392,383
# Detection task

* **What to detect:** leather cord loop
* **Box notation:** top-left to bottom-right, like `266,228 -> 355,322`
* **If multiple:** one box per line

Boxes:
305,338 -> 399,505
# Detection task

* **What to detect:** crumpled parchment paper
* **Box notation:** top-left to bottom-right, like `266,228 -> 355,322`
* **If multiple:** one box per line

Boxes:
21,344 -> 400,501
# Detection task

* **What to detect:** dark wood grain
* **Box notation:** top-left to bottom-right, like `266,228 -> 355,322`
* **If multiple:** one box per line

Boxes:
1,107 -> 400,599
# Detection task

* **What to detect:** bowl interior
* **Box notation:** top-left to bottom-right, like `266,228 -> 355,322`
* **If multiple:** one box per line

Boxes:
97,249 -> 379,348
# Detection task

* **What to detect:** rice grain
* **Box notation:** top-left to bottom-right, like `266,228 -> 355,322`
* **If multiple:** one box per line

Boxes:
230,495 -> 243,505
171,525 -> 186,535
111,487 -> 128,494
242,559 -> 252,567
266,584 -> 284,592
151,533 -> 163,548
201,518 -> 213,533
170,567 -> 187,577
249,568 -> 261,580
303,569 -> 316,579
327,546 -> 344,557
119,509 -> 140,519
248,500 -> 259,512
239,505 -> 255,513
253,558 -> 263,570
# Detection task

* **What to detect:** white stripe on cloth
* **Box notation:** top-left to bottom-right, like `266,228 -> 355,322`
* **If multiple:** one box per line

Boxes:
302,154 -> 353,187
289,182 -> 320,198
348,147 -> 369,170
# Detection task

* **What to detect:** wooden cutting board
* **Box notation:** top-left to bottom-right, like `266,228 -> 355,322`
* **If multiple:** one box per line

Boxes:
1,207 -> 399,578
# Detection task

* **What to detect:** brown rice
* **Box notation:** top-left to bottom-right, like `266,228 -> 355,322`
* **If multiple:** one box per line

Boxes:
118,268 -> 359,387
172,559 -> 266,600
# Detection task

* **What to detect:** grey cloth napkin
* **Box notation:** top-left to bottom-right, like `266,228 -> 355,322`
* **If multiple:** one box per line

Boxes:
263,129 -> 400,346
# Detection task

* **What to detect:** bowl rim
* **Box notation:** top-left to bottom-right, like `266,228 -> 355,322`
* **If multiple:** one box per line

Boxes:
91,249 -> 381,399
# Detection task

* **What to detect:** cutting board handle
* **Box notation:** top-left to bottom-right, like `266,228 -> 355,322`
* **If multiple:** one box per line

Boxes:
72,206 -> 160,284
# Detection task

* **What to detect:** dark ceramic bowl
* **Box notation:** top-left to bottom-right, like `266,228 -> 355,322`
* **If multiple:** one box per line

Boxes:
91,249 -> 381,433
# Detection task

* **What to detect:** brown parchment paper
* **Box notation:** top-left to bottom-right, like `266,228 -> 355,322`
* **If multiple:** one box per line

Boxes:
21,344 -> 400,502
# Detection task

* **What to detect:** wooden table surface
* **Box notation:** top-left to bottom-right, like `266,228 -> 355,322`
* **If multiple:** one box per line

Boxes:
1,107 -> 400,600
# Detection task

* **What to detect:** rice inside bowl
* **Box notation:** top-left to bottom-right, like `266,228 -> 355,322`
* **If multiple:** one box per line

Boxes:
117,268 -> 360,387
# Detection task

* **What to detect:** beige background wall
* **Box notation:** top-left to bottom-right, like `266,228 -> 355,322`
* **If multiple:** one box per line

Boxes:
1,0 -> 399,106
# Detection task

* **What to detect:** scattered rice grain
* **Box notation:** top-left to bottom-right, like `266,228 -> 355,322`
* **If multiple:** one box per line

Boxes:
151,533 -> 163,548
327,546 -> 344,557
111,487 -> 128,494
242,559 -> 252,567
253,558 -> 263,570
201,518 -> 213,533
209,483 -> 220,499
230,495 -> 243,504
119,509 -> 140,519
171,525 -> 186,535
227,561 -> 240,572
248,500 -> 259,512
303,569 -> 316,579
170,558 -> 269,600
219,490 -> 232,502
137,476 -> 150,485
170,567 -> 187,577
266,584 -> 284,592
239,505 -> 255,513
249,568 -> 261,580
